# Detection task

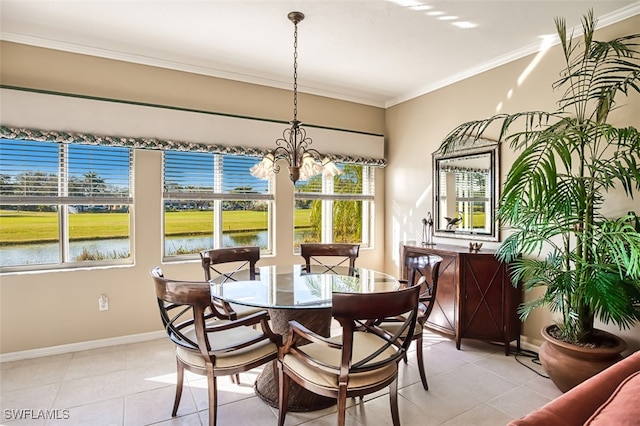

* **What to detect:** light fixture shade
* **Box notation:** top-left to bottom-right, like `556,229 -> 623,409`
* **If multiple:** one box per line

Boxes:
321,158 -> 342,178
299,152 -> 322,181
250,153 -> 276,179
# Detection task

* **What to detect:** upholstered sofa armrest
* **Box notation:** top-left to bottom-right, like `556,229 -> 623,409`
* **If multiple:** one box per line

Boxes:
509,350 -> 640,426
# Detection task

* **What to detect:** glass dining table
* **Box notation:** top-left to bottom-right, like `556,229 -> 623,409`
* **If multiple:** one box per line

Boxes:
209,264 -> 403,412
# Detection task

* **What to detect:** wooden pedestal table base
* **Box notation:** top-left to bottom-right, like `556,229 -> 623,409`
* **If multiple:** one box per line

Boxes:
254,308 -> 335,412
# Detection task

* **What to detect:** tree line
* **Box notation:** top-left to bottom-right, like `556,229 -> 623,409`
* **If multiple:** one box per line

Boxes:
0,171 -> 126,197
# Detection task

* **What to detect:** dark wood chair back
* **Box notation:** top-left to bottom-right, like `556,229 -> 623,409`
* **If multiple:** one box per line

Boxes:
151,266 -> 224,350
332,285 -> 421,356
299,243 -> 360,274
403,251 -> 442,320
200,246 -> 260,281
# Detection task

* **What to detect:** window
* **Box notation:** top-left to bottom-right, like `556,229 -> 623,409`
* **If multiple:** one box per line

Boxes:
294,164 -> 373,249
163,151 -> 273,258
0,138 -> 133,269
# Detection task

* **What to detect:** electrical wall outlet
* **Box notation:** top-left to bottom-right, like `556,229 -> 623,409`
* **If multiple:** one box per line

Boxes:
98,294 -> 109,311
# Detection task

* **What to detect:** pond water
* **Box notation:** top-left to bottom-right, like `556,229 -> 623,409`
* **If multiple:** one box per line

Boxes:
1,230 -> 313,267
164,232 -> 270,256
0,238 -> 131,267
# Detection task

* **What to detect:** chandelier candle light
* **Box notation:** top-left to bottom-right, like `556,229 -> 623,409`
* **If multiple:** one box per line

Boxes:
250,11 -> 341,184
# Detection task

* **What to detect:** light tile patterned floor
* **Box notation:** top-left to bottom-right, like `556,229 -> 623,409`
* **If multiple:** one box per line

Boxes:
0,330 -> 561,425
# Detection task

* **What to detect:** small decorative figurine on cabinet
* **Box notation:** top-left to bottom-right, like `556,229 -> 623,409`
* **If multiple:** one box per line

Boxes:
469,242 -> 483,251
422,212 -> 435,246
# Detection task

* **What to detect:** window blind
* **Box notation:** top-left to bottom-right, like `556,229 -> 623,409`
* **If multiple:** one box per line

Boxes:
163,151 -> 273,201
294,164 -> 374,200
0,138 -> 132,205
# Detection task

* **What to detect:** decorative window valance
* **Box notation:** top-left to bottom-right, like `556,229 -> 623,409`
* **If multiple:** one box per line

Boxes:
0,125 -> 386,167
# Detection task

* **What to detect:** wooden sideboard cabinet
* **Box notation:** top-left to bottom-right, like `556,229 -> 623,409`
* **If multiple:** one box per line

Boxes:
400,243 -> 521,355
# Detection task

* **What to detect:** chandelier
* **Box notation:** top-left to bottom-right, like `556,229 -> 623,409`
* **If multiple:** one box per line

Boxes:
250,11 -> 341,184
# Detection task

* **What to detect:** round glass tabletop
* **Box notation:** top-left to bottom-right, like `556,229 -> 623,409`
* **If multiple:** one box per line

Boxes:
209,264 -> 402,309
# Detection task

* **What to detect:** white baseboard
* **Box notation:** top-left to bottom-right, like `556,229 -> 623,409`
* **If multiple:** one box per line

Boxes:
0,331 -> 165,363
518,339 -> 541,354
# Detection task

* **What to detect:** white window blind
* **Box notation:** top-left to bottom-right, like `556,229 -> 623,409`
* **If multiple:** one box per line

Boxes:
164,152 -> 273,200
294,164 -> 374,200
0,138 -> 132,204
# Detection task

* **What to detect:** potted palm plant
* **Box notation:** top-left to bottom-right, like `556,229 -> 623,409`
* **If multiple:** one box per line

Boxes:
439,10 -> 640,392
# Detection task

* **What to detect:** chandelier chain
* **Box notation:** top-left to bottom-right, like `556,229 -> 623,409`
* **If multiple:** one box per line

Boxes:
293,20 -> 299,122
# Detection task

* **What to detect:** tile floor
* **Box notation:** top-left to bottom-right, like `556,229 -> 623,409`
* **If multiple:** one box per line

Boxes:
0,329 -> 562,426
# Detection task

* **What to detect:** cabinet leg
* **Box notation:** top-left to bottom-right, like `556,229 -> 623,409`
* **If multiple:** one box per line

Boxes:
504,336 -> 521,356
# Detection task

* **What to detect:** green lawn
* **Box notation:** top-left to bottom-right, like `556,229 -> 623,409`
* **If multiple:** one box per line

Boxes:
0,209 -> 313,244
165,210 -> 269,236
0,210 -> 61,243
0,210 -> 131,243
294,209 -> 312,228
472,212 -> 487,228
167,210 -> 313,234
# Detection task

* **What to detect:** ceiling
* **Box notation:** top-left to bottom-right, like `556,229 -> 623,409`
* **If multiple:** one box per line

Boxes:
2,1 -> 639,108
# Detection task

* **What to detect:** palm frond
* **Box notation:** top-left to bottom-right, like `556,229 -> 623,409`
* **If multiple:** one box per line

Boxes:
590,217 -> 640,278
584,271 -> 640,329
439,111 -> 558,155
589,125 -> 640,195
553,11 -> 640,120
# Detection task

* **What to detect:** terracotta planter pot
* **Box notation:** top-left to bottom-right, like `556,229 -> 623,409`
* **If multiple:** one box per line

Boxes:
539,325 -> 627,393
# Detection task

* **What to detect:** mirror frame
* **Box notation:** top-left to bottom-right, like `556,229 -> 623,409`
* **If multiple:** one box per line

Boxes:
432,137 -> 500,242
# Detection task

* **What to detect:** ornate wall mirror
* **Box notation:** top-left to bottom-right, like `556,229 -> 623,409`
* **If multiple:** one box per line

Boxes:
432,137 -> 500,241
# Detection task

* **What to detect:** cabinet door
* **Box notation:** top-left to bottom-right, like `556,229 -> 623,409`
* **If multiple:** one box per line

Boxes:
424,252 -> 457,335
458,255 -> 506,342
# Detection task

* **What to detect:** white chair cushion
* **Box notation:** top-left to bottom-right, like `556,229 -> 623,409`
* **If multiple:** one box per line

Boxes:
177,325 -> 277,371
228,303 -> 264,318
379,319 -> 423,338
282,331 -> 398,391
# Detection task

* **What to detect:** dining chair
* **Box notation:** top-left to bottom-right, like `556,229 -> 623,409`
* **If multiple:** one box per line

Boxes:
151,266 -> 280,426
377,253 -> 442,390
299,243 -> 360,275
277,284 -> 421,426
200,246 -> 263,320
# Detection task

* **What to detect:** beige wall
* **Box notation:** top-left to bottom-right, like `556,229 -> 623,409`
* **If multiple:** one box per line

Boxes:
384,14 -> 640,353
0,43 -> 384,136
0,42 -> 386,355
